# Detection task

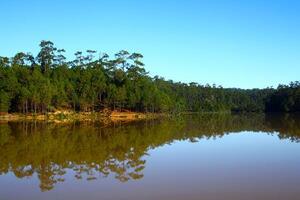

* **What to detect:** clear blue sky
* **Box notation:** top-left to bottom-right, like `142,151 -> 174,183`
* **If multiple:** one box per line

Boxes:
1,0 -> 299,89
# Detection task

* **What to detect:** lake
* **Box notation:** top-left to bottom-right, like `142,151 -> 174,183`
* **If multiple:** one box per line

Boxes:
0,113 -> 300,200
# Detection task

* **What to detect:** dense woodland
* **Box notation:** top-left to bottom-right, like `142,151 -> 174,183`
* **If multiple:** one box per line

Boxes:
0,41 -> 299,114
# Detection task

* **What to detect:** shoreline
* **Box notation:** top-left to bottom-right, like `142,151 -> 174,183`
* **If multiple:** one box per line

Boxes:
0,111 -> 164,124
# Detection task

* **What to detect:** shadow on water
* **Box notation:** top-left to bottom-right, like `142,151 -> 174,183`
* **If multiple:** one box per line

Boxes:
0,113 -> 300,191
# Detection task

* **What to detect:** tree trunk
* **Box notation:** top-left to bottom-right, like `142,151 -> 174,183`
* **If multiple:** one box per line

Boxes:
25,100 -> 28,114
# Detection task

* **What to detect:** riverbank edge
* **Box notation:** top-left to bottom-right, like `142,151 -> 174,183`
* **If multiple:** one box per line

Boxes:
0,111 -> 167,124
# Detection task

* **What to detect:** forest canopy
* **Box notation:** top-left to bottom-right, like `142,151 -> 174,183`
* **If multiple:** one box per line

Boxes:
0,40 -> 299,113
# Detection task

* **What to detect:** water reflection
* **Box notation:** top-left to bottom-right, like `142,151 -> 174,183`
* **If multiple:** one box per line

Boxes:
0,113 -> 299,191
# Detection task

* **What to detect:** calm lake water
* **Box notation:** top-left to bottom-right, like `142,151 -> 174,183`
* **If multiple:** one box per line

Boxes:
0,113 -> 300,200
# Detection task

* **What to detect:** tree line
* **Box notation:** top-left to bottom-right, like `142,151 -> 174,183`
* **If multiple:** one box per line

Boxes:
0,40 -> 299,114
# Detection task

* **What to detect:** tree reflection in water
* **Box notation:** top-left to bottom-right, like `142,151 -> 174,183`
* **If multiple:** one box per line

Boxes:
0,113 -> 300,191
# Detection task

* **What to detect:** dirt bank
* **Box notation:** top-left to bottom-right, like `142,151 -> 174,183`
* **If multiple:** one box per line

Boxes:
0,110 -> 163,124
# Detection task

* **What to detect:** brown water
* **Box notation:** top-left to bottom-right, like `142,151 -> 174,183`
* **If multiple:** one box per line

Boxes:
0,113 -> 300,200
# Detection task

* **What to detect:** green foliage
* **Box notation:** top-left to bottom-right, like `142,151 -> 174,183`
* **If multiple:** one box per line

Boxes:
266,82 -> 300,112
0,90 -> 10,112
0,41 -> 298,113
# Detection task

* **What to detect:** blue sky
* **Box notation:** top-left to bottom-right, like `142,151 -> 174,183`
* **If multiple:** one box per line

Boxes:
1,0 -> 299,89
